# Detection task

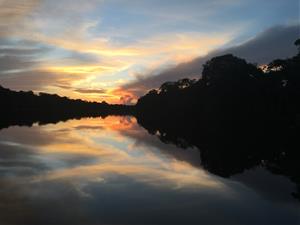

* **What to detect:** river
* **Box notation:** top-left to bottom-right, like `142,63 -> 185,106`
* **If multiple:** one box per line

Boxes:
0,116 -> 299,225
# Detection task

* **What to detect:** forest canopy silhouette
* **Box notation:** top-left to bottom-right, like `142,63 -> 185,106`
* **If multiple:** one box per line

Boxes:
136,38 -> 300,125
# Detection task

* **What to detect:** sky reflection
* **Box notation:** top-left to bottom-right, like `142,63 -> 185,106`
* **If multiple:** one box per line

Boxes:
0,116 -> 299,225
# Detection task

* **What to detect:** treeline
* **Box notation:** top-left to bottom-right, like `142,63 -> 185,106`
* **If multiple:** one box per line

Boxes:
0,86 -> 134,114
0,86 -> 134,128
134,39 -> 300,200
136,39 -> 300,129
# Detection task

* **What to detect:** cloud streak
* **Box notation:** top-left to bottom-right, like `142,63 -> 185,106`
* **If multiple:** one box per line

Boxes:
0,0 -> 40,36
74,88 -> 106,94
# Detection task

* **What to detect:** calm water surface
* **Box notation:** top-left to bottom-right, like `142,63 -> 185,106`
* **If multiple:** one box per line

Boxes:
0,116 -> 299,225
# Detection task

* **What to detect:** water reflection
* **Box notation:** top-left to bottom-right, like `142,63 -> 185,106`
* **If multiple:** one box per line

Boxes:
0,116 -> 299,225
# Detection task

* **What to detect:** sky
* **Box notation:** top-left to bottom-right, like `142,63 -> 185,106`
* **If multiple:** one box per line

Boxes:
0,0 -> 299,103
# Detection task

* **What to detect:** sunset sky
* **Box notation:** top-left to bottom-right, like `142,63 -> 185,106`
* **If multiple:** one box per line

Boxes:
0,0 -> 299,103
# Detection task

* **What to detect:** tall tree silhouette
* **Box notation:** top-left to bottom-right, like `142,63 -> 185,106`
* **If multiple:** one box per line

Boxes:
135,39 -> 300,200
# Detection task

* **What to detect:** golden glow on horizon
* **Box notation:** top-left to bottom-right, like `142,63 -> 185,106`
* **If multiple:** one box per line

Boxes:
34,33 -> 231,103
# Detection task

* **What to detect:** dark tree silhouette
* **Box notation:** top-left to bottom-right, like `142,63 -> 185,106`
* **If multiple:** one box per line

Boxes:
135,39 -> 300,200
0,86 -> 135,129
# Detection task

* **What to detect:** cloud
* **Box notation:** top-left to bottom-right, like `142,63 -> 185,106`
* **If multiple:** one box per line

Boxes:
0,55 -> 33,74
74,125 -> 104,130
111,88 -> 138,104
120,94 -> 135,105
0,38 -> 85,93
0,37 -> 112,100
120,24 -> 300,99
74,88 -> 106,94
0,70 -> 86,92
217,24 -> 300,63
0,39 -> 49,74
0,0 -> 40,36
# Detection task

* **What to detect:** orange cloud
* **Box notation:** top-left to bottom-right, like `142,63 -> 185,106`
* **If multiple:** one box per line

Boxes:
109,88 -> 138,104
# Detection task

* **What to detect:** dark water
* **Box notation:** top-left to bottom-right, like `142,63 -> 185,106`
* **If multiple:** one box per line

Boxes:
0,116 -> 299,225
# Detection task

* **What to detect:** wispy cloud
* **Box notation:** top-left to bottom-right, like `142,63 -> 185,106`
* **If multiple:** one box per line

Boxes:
74,88 -> 106,94
0,0 -> 40,36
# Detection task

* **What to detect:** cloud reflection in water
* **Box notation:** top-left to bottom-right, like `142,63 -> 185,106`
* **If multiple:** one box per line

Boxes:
0,116 -> 299,225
